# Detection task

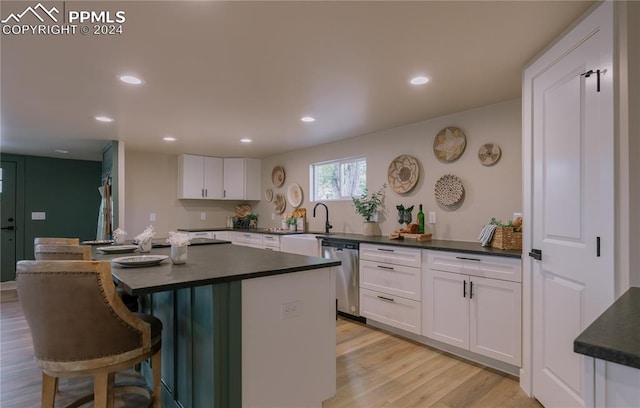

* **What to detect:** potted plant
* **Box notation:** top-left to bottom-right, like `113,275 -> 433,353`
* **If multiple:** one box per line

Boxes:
246,212 -> 258,229
352,184 -> 386,236
286,216 -> 297,232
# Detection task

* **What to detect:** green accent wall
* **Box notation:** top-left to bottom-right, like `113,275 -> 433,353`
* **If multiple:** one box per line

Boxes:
0,153 -> 101,261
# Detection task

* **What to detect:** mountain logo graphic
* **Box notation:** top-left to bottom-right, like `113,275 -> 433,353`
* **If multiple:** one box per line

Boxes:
1,3 -> 59,24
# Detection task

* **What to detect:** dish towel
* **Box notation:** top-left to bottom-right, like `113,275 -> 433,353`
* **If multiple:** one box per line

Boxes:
478,224 -> 497,247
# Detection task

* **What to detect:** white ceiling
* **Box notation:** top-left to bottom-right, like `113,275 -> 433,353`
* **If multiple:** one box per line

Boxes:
1,1 -> 594,162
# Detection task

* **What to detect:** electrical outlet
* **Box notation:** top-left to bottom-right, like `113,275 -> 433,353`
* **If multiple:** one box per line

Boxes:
150,213 -> 156,221
280,300 -> 302,320
428,211 -> 436,224
271,213 -> 275,220
200,212 -> 206,220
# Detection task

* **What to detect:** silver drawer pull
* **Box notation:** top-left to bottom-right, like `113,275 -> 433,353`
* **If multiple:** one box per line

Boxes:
377,265 -> 394,270
377,295 -> 395,302
377,248 -> 395,252
456,256 -> 481,261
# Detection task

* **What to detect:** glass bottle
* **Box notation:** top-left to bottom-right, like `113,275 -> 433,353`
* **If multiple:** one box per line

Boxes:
417,204 -> 425,234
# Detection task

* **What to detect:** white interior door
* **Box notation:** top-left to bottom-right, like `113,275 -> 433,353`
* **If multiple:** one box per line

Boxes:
528,3 -> 614,407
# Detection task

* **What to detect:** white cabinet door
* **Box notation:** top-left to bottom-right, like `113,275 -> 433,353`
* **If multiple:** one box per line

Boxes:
178,155 -> 223,199
469,276 -> 522,366
223,158 -> 244,199
223,158 -> 261,200
203,157 -> 223,199
424,270 -> 469,349
178,154 -> 205,199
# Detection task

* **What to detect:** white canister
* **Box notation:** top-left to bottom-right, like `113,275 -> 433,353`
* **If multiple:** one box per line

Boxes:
171,244 -> 188,264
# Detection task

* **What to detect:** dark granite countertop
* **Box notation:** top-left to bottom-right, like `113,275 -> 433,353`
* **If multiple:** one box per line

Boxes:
177,229 -> 521,258
574,287 -> 640,369
93,243 -> 340,295
316,233 -> 522,259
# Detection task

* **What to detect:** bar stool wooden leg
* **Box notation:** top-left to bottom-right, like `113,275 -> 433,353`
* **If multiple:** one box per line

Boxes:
41,373 -> 57,408
152,349 -> 162,408
93,371 -> 115,408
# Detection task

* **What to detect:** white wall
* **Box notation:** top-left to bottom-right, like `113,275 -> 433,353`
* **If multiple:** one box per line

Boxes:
124,151 -> 241,237
255,99 -> 522,241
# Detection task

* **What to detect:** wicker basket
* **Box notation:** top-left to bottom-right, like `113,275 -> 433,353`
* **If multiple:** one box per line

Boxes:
491,227 -> 523,250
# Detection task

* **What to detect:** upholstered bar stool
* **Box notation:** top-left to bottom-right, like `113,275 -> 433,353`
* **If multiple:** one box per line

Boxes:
34,237 -> 80,246
16,260 -> 162,408
34,244 -> 91,260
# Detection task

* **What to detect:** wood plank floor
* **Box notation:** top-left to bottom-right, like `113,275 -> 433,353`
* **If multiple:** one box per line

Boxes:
323,319 -> 541,408
2,289 -> 541,407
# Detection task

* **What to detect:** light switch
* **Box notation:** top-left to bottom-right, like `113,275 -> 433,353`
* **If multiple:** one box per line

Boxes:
200,212 -> 207,220
150,213 -> 156,221
31,211 -> 46,220
428,211 -> 436,224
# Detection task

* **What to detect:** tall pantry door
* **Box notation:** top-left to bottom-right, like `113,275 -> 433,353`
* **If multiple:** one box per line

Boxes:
524,2 -> 614,407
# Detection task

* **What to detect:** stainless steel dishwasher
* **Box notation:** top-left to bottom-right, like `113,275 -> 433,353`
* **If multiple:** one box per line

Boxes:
322,240 -> 360,317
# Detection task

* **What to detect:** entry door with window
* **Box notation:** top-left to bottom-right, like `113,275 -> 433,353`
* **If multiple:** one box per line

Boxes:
1,161 -> 18,282
525,2 -> 614,407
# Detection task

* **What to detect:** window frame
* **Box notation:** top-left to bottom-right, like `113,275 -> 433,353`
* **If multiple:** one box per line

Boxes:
309,156 -> 367,202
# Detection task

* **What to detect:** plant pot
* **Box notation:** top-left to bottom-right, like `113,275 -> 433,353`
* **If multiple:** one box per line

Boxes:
362,221 -> 378,236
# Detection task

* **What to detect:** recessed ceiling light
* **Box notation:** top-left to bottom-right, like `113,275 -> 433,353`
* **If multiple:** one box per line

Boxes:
163,136 -> 176,142
118,74 -> 144,85
300,116 -> 316,123
409,76 -> 430,85
95,116 -> 114,123
240,138 -> 252,143
54,149 -> 69,154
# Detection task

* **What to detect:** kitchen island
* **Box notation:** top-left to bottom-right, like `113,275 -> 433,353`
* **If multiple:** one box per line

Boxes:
95,243 -> 340,408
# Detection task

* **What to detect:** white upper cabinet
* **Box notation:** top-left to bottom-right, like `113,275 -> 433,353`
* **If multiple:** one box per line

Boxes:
223,158 -> 261,200
178,155 -> 223,199
178,155 -> 260,200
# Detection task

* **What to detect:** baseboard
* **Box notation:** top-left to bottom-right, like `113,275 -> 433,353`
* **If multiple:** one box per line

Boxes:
0,281 -> 17,291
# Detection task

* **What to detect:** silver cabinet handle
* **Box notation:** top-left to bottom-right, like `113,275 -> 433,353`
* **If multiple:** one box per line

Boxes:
456,256 -> 481,261
376,265 -> 394,270
378,248 -> 394,252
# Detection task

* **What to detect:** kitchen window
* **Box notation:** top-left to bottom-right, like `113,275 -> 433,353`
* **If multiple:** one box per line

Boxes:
310,157 -> 366,201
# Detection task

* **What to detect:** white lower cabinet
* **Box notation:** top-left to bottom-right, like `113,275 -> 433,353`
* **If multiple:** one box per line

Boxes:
360,244 -> 422,335
188,231 -> 214,240
231,232 -> 263,248
423,251 -> 522,366
212,231 -> 229,241
261,234 -> 280,251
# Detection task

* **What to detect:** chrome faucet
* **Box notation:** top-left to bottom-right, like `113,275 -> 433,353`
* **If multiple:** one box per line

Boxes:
313,202 -> 332,234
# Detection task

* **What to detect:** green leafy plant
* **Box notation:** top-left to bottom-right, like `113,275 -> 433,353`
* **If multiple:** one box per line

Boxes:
286,216 -> 297,225
489,217 -> 513,227
246,212 -> 259,222
352,184 -> 386,222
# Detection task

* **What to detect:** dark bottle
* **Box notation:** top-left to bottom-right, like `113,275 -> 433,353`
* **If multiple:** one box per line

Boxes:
417,204 -> 425,234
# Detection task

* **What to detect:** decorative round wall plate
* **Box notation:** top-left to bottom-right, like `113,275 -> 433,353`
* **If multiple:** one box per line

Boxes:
273,193 -> 286,214
272,166 -> 285,187
265,188 -> 273,202
387,155 -> 420,194
434,174 -> 464,206
287,184 -> 303,208
433,127 -> 467,162
478,143 -> 501,166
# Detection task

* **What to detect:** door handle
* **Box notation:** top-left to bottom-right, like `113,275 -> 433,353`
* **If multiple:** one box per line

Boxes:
1,226 -> 15,231
529,249 -> 542,261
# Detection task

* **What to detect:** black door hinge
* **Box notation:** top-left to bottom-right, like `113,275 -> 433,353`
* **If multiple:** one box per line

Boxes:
581,69 -> 602,92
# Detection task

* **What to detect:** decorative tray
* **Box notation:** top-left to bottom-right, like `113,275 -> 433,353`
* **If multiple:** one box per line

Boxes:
98,245 -> 139,254
111,255 -> 168,268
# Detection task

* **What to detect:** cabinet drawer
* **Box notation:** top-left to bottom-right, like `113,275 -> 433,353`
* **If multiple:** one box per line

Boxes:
231,232 -> 263,246
212,231 -> 229,241
360,288 -> 421,335
188,231 -> 213,240
360,260 -> 421,301
262,234 -> 280,248
360,244 -> 421,268
427,251 -> 521,283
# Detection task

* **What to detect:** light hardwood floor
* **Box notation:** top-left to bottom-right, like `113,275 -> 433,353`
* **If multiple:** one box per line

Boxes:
1,289 -> 540,407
